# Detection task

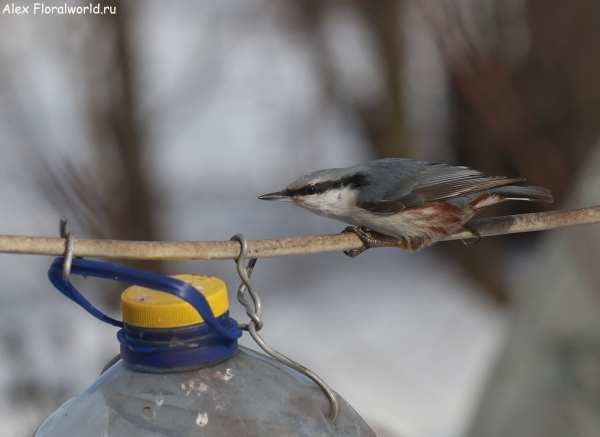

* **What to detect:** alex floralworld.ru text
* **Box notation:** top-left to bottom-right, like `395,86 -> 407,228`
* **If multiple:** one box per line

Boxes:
2,3 -> 116,14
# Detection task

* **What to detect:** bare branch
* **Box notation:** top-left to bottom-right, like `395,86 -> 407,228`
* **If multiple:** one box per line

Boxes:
0,206 -> 599,260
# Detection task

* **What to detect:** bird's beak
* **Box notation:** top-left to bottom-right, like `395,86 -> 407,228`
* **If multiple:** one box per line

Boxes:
258,191 -> 290,201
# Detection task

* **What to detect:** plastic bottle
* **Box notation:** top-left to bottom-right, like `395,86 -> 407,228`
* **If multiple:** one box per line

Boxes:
34,259 -> 376,436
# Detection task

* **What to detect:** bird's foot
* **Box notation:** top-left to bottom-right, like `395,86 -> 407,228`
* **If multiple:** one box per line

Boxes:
461,222 -> 481,245
341,226 -> 404,258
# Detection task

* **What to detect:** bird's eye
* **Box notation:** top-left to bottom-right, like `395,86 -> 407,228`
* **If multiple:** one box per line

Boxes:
307,186 -> 317,195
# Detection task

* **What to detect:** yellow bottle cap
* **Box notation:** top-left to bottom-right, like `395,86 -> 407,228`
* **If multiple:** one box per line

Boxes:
121,274 -> 229,328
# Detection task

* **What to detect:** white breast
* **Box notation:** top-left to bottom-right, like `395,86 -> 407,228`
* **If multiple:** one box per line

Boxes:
294,188 -> 472,240
293,188 -> 424,239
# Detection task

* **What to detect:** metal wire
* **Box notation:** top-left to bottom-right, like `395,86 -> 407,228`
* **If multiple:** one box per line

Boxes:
60,217 -> 75,280
231,235 -> 262,331
230,234 -> 340,423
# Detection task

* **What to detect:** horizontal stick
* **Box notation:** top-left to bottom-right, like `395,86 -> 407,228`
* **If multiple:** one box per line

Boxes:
0,206 -> 598,260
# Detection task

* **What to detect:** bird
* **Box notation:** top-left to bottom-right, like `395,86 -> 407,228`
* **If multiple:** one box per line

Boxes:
258,158 -> 553,257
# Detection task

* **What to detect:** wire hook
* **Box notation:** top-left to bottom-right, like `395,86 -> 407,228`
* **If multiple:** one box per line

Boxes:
60,217 -> 75,280
230,234 -> 262,330
229,233 -> 340,423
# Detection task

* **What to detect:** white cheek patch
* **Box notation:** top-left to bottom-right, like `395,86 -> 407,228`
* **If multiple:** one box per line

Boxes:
302,190 -> 342,208
294,188 -> 357,218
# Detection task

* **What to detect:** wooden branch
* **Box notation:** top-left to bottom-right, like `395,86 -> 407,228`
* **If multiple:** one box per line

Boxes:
0,206 -> 599,260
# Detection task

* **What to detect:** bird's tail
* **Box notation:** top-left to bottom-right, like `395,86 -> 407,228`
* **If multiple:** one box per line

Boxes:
490,185 -> 554,203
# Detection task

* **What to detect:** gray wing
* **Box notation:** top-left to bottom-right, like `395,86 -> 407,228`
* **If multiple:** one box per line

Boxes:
355,159 -> 525,213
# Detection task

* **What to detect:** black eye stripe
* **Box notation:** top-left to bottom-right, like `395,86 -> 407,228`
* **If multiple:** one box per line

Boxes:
287,173 -> 369,197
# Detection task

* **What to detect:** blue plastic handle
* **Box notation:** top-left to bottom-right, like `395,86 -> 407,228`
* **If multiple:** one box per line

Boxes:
47,258 -> 242,340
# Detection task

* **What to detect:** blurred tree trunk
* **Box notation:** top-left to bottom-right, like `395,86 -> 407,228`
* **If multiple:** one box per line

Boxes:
293,0 -> 411,158
98,0 -> 160,271
0,1 -> 163,306
0,2 -> 162,277
354,0 -> 410,158
467,129 -> 600,437
509,0 -> 600,177
417,0 -> 600,302
46,0 -> 163,305
417,1 -> 573,204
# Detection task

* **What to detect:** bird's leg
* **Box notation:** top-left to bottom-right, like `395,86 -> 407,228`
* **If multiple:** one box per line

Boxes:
341,226 -> 405,258
342,227 -> 372,258
461,222 -> 481,245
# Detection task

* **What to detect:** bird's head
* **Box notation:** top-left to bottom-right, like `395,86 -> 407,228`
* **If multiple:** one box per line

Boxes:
258,168 -> 370,215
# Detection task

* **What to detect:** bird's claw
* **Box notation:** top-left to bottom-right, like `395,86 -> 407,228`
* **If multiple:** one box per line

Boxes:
343,247 -> 368,258
342,226 -> 372,258
461,223 -> 481,245
341,226 -> 404,258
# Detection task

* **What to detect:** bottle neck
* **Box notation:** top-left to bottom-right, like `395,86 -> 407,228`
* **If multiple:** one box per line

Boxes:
118,311 -> 239,373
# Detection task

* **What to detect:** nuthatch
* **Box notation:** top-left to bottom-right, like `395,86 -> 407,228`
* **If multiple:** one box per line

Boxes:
259,158 -> 553,257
